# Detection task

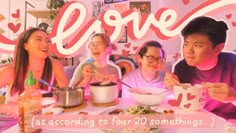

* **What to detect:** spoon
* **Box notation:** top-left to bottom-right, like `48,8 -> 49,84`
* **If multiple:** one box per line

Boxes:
39,79 -> 61,91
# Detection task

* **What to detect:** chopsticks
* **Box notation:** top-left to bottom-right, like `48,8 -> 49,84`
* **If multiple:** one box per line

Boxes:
39,79 -> 60,91
121,81 -> 133,88
42,103 -> 54,108
155,90 -> 169,95
121,81 -> 169,95
93,70 -> 116,80
93,70 -> 106,78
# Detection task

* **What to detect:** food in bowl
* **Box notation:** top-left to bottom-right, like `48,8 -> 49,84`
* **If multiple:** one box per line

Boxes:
126,106 -> 160,114
108,109 -> 125,115
163,109 -> 175,114
78,112 -> 88,115
107,106 -> 161,115
43,112 -> 54,115
103,106 -> 161,133
90,82 -> 118,104
42,107 -> 64,115
129,88 -> 169,106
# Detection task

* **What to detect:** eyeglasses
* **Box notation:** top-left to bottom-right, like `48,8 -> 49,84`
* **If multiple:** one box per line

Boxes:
89,42 -> 105,48
143,55 -> 166,63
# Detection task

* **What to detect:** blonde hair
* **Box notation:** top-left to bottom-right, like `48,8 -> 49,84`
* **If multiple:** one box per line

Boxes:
91,33 -> 111,47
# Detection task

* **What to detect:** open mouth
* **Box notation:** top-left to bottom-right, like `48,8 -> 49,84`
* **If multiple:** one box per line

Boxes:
41,49 -> 48,53
93,52 -> 100,56
148,66 -> 158,69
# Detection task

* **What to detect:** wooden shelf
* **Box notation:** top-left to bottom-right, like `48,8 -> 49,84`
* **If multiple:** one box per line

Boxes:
26,10 -> 51,18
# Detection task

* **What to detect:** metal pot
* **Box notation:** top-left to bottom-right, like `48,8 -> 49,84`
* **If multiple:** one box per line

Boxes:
53,87 -> 84,107
90,82 -> 118,104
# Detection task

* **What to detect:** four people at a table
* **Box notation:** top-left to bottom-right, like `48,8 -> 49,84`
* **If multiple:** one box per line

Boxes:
0,16 -> 235,120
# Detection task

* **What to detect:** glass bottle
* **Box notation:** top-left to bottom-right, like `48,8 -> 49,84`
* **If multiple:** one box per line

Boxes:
18,71 -> 42,133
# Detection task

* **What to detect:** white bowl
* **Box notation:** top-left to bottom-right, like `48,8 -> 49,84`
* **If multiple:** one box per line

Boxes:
130,88 -> 169,106
173,84 -> 206,111
90,82 -> 118,104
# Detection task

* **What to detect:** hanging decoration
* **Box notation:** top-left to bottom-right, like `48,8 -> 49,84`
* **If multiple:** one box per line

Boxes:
0,14 -> 6,22
0,28 -> 5,34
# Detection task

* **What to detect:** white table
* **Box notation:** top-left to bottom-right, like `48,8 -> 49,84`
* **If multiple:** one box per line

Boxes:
2,98 -> 235,133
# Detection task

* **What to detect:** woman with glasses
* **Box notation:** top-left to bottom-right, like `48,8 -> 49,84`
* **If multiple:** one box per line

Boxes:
70,33 -> 121,96
122,41 -> 166,98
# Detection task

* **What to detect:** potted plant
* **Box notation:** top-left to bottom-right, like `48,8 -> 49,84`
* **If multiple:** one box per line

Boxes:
0,57 -> 13,66
46,0 -> 66,20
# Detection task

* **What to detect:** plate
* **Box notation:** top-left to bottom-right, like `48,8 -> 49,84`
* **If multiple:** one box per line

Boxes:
0,114 -> 18,130
99,107 -> 161,133
42,97 -> 56,106
102,128 -> 159,133
99,106 -> 166,115
42,106 -> 64,115
63,102 -> 87,112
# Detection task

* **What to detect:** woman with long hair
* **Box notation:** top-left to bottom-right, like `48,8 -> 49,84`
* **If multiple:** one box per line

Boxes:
0,28 -> 68,117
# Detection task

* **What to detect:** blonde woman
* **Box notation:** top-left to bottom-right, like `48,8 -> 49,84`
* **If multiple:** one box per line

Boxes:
70,33 -> 121,95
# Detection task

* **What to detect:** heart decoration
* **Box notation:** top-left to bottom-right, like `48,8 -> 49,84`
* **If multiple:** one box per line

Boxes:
8,23 -> 21,33
111,43 -> 118,51
122,49 -> 130,56
0,28 -> 5,34
232,21 -> 236,27
173,52 -> 180,60
0,14 -> 6,22
187,93 -> 196,100
133,46 -> 138,51
226,14 -> 232,19
11,9 -> 20,18
124,43 -> 131,48
168,93 -> 183,106
184,103 -> 191,108
182,0 -> 190,5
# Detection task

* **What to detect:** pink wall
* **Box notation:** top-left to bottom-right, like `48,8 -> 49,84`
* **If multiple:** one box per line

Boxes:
0,0 -> 236,63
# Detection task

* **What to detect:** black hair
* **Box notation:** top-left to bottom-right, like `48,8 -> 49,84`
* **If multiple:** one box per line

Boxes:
138,41 -> 165,58
11,28 -> 52,95
181,16 -> 228,48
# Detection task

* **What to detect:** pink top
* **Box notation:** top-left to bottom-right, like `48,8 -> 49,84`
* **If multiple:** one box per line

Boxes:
5,85 -> 19,104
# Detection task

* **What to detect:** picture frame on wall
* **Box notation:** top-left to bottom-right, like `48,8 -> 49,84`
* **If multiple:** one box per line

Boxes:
118,26 -> 127,43
130,1 -> 151,16
104,0 -> 128,4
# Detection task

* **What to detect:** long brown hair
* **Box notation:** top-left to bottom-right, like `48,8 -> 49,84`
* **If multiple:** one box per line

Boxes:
11,28 -> 53,95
